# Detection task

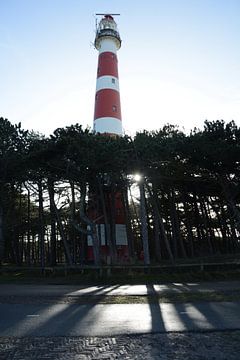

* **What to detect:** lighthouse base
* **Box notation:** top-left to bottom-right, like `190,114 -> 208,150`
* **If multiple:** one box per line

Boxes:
87,223 -> 129,263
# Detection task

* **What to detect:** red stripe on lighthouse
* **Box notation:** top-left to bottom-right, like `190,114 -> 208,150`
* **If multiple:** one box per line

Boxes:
97,52 -> 119,78
94,89 -> 122,120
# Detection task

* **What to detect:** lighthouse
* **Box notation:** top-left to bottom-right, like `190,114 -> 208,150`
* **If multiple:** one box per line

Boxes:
87,14 -> 128,263
93,14 -> 122,136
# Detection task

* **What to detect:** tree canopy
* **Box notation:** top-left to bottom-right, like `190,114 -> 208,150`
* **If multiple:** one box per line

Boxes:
1,117 -> 240,266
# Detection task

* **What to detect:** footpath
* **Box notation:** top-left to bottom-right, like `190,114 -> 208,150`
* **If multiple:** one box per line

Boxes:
1,280 -> 240,297
0,281 -> 240,359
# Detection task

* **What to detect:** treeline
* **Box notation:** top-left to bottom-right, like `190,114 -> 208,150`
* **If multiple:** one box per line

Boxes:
0,117 -> 240,267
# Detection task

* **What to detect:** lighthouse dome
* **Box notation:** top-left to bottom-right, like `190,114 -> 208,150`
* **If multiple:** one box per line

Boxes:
95,15 -> 121,50
100,15 -> 117,30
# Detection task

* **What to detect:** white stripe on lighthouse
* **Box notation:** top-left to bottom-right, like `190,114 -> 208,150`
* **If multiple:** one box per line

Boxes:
96,76 -> 119,92
94,117 -> 122,135
98,38 -> 118,54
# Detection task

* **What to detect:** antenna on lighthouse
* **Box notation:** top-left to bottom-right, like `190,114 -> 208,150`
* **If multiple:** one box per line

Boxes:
95,13 -> 120,16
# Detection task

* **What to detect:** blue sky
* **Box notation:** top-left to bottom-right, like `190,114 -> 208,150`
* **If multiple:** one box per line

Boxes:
1,0 -> 240,135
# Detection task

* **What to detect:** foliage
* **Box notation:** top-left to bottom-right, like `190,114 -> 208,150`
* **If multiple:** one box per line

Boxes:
1,117 -> 240,266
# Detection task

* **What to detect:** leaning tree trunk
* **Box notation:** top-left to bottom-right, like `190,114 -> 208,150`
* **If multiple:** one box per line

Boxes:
220,200 -> 234,252
210,197 -> 228,253
76,182 -> 101,267
73,216 -> 101,267
47,179 -> 73,266
147,183 -> 174,263
98,179 -> 116,264
219,175 -> 240,236
227,205 -> 239,251
204,196 -> 218,253
198,195 -> 214,255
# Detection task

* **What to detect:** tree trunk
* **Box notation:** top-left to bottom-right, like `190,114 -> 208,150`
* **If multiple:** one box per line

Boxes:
110,187 -> 117,262
146,183 -> 161,262
169,190 -> 178,258
139,180 -> 150,265
89,221 -> 100,266
228,209 -> 239,251
147,183 -> 174,263
18,186 -> 24,264
26,187 -> 31,265
152,199 -> 161,262
47,179 -> 73,266
193,192 -> 205,255
98,179 -> 115,263
0,204 -> 4,265
220,201 -> 233,252
47,179 -> 57,266
70,181 -> 77,263
169,190 -> 187,258
79,183 -> 100,266
182,191 -> 194,257
205,197 -> 218,252
199,196 -> 214,254
210,197 -> 227,253
219,176 -> 240,238
38,180 -> 45,271
122,188 -> 135,259
79,183 -> 87,264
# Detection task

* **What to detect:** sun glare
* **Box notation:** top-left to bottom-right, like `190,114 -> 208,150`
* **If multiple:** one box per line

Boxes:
134,174 -> 142,182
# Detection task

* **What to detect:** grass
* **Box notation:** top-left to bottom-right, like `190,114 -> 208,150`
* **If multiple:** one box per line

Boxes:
1,253 -> 240,285
1,268 -> 240,285
1,264 -> 240,304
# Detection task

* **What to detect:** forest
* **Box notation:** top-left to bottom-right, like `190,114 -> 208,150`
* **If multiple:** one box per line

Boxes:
0,117 -> 240,268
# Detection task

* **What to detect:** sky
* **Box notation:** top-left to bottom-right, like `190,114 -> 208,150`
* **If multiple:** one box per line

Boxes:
1,0 -> 240,136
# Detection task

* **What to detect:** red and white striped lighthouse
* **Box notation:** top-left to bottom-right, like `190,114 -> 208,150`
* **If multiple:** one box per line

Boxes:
93,14 -> 122,136
87,14 -> 128,263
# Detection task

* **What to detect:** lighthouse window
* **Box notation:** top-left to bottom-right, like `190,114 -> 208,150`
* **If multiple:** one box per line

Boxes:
112,78 -> 115,84
112,105 -> 117,112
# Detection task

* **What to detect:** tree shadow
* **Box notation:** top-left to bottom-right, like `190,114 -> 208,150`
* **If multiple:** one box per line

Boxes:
0,284 -> 121,336
146,284 -> 177,359
145,284 -> 240,358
